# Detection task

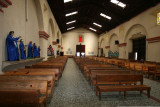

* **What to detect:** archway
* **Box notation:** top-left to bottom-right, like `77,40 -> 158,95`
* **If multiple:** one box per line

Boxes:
49,19 -> 55,44
124,24 -> 147,60
49,18 -> 57,56
34,0 -> 44,31
109,33 -> 119,58
34,0 -> 46,58
99,38 -> 105,57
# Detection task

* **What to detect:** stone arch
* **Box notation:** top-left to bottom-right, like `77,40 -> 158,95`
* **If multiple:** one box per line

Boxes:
124,24 -> 147,42
109,33 -> 119,53
57,31 -> 62,45
61,36 -> 63,46
34,0 -> 44,30
49,18 -> 55,41
34,0 -> 46,58
100,38 -> 105,48
57,31 -> 60,39
99,38 -> 105,56
124,24 -> 148,59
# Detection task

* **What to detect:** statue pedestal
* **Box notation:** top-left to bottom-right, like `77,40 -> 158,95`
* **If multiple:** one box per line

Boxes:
2,57 -> 45,72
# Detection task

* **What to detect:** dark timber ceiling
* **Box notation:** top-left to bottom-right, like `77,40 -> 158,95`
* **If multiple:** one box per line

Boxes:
47,0 -> 160,35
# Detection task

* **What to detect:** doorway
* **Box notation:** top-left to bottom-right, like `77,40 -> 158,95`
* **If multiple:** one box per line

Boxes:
100,48 -> 104,57
76,44 -> 85,57
132,36 -> 146,60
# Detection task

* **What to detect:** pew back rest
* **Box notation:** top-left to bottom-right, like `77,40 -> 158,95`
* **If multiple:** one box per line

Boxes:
28,64 -> 63,73
0,89 -> 40,106
18,69 -> 57,78
0,80 -> 48,95
96,74 -> 143,85
5,70 -> 56,79
84,64 -> 111,70
91,71 -> 134,79
89,67 -> 123,72
0,75 -> 53,86
148,66 -> 157,71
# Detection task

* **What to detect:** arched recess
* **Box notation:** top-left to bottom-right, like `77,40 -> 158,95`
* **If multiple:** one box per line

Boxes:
34,0 -> 44,31
124,24 -> 148,60
57,31 -> 62,45
49,18 -> 58,56
49,19 -> 55,42
57,31 -> 60,39
49,18 -> 56,41
99,38 -> 105,56
34,0 -> 46,58
61,37 -> 63,46
109,33 -> 119,53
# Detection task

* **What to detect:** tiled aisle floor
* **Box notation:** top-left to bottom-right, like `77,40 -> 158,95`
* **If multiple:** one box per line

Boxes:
49,58 -> 160,107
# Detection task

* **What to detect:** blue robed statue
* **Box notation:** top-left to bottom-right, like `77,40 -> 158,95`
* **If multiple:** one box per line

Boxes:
37,46 -> 40,57
19,39 -> 26,60
33,43 -> 39,58
28,41 -> 33,58
6,31 -> 21,61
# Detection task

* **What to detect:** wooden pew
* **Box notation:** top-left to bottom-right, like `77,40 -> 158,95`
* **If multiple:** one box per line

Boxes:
17,68 -> 59,81
148,66 -> 160,79
26,63 -> 63,76
5,70 -> 56,80
4,71 -> 54,102
22,68 -> 61,79
84,64 -> 114,71
0,75 -> 53,102
0,80 -> 48,106
90,70 -> 133,89
85,66 -> 121,79
96,74 -> 151,100
38,62 -> 65,71
0,89 -> 44,107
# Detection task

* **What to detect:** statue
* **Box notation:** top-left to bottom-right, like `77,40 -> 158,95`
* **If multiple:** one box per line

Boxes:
6,31 -> 21,61
47,45 -> 54,56
38,46 -> 40,57
19,39 -> 26,60
33,43 -> 39,58
28,41 -> 33,58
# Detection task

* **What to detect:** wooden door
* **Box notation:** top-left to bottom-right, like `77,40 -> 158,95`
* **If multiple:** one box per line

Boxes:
76,45 -> 85,56
132,36 -> 146,60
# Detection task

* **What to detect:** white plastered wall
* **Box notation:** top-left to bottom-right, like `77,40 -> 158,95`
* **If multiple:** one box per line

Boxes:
62,28 -> 98,56
109,34 -> 119,53
37,0 -> 62,59
0,0 -> 39,72
99,3 -> 160,62
0,0 -> 62,72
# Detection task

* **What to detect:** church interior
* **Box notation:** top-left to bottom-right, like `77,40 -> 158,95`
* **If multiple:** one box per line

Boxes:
0,0 -> 160,106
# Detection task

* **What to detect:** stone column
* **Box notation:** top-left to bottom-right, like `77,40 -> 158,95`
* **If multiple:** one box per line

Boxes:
39,31 -> 50,60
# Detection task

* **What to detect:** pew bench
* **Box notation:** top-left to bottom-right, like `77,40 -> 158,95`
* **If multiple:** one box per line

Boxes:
17,68 -> 59,81
0,89 -> 45,107
90,70 -> 134,90
148,66 -> 160,79
0,80 -> 48,106
0,75 -> 54,102
26,64 -> 63,77
96,74 -> 151,100
85,67 -> 123,79
4,71 -> 56,102
22,68 -> 61,80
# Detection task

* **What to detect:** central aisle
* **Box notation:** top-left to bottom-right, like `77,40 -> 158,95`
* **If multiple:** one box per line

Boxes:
49,58 -> 98,106
49,58 -> 160,107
